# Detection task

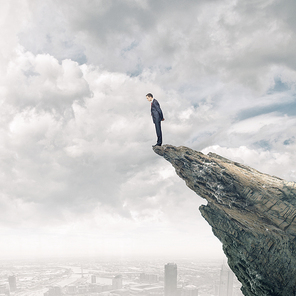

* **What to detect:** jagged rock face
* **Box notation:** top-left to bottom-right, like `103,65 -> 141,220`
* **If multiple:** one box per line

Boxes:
153,145 -> 296,296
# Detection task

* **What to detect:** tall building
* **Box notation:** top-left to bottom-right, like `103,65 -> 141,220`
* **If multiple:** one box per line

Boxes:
219,264 -> 234,296
164,263 -> 177,296
8,275 -> 16,292
112,275 -> 123,290
91,275 -> 96,283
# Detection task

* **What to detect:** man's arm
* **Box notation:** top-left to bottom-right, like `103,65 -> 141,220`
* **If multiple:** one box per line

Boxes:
155,100 -> 164,121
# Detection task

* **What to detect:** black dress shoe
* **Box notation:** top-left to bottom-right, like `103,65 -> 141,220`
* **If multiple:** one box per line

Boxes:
152,144 -> 162,147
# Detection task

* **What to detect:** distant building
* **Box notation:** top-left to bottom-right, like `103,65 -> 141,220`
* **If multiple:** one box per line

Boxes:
66,285 -> 77,294
182,285 -> 198,296
113,275 -> 123,289
129,284 -> 163,295
140,273 -> 146,282
0,284 -> 10,296
219,264 -> 233,296
77,285 -> 88,293
102,284 -> 113,291
88,284 -> 100,293
8,275 -> 16,292
164,263 -> 177,296
44,286 -> 62,296
214,280 -> 219,296
91,274 -> 96,283
140,273 -> 159,283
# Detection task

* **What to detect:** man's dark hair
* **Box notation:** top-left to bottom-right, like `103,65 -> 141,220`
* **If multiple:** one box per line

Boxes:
146,93 -> 153,98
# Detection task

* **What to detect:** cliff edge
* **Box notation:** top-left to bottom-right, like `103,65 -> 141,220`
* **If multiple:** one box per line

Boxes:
153,145 -> 296,296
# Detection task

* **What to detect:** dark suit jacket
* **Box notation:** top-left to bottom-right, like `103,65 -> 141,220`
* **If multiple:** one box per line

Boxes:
151,99 -> 164,123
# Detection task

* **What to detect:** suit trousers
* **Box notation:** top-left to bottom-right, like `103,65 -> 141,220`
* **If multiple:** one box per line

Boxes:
154,121 -> 162,145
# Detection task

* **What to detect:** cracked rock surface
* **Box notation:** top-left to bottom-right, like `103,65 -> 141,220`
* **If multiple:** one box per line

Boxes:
153,145 -> 296,296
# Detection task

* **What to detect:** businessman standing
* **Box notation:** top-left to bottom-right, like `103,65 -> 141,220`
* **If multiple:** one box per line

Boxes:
146,93 -> 164,147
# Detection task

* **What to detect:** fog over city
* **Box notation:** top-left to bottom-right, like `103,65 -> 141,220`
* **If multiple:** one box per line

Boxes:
0,0 -> 296,261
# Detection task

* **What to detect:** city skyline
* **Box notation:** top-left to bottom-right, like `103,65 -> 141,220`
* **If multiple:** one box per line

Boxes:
0,0 -> 296,260
0,258 -> 243,296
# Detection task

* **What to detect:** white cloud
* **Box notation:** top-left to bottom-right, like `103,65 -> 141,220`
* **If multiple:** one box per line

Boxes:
0,0 -> 296,260
202,144 -> 296,181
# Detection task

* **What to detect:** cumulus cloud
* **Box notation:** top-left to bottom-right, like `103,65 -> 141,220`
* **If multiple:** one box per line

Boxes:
19,0 -> 296,93
4,48 -> 90,112
1,0 -> 296,259
0,43 -> 220,258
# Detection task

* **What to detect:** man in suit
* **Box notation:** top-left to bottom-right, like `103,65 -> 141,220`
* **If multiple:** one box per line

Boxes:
146,93 -> 164,147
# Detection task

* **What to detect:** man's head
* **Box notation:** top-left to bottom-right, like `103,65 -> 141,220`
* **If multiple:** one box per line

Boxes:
146,93 -> 153,102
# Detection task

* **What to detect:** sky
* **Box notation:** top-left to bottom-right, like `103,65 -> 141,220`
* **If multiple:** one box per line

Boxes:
0,0 -> 296,261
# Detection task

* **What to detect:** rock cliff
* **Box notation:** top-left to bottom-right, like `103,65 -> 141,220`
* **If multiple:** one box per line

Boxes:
153,145 -> 296,296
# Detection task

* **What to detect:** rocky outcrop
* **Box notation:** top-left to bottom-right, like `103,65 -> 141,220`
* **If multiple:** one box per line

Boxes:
153,145 -> 296,296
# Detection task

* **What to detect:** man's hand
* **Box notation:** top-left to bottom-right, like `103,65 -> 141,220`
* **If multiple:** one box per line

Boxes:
162,118 -> 165,121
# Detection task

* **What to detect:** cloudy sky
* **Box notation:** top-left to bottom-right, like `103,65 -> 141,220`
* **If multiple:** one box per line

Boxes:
1,0 -> 296,260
